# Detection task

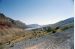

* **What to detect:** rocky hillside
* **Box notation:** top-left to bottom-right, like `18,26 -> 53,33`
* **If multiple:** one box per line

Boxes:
7,28 -> 73,49
0,13 -> 27,29
17,17 -> 74,49
49,17 -> 74,28
3,17 -> 74,49
27,24 -> 41,28
0,13 -> 48,49
0,13 -> 27,45
0,13 -> 74,49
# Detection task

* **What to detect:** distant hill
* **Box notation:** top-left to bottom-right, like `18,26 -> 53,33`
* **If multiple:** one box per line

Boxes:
48,17 -> 74,28
56,17 -> 74,26
27,24 -> 41,28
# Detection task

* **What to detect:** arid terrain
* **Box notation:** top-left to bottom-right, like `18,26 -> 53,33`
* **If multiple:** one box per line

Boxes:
0,13 -> 74,49
6,28 -> 73,49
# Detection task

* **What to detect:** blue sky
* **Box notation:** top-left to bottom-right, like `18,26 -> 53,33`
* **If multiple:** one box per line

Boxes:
0,0 -> 73,25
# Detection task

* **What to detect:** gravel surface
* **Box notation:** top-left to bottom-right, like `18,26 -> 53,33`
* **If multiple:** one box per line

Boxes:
6,28 -> 73,49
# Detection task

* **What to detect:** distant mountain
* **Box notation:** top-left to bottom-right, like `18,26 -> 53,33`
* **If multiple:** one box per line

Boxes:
57,17 -> 74,25
27,24 -> 41,28
0,13 -> 27,29
49,17 -> 74,28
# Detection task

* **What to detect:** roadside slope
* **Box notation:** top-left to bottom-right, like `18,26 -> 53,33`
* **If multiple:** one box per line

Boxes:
8,28 -> 73,49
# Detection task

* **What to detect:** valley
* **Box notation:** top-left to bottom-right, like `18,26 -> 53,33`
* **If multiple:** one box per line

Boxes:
0,13 -> 74,49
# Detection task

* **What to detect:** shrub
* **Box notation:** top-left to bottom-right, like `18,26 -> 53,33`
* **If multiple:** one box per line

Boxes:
62,27 -> 69,30
0,43 -> 3,45
62,25 -> 73,31
52,30 -> 56,33
43,27 -> 52,32
55,26 -> 60,30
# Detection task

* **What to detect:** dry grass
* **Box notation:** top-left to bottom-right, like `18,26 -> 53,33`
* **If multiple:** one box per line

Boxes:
0,27 -> 48,46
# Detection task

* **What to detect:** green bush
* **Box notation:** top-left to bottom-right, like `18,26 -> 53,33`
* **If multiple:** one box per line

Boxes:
0,43 -> 3,45
62,27 -> 69,30
52,30 -> 56,33
55,27 -> 60,30
62,25 -> 73,31
43,27 -> 52,32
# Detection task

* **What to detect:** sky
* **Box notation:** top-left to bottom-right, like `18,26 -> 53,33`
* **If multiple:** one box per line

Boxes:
0,0 -> 74,25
